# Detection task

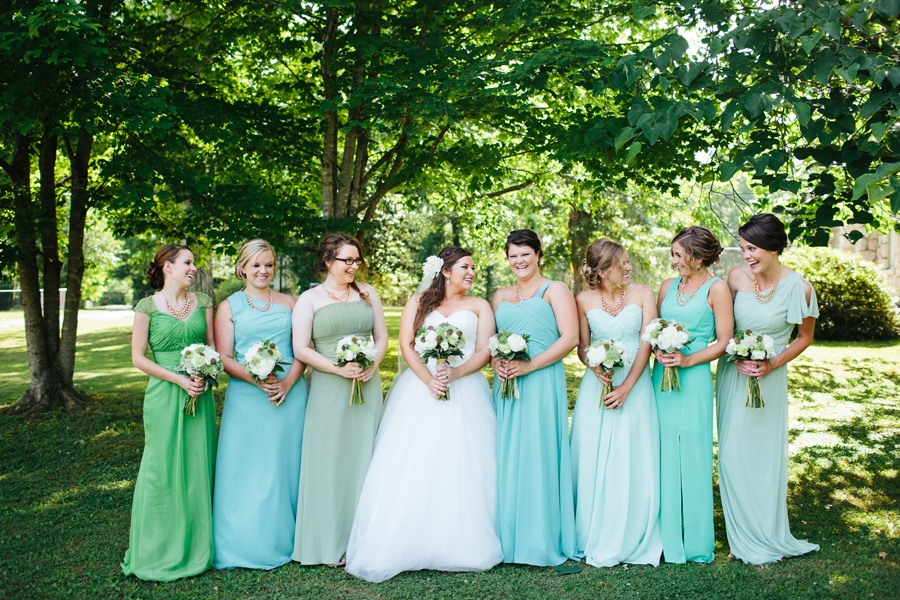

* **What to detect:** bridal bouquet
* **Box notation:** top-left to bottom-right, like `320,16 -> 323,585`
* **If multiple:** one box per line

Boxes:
726,329 -> 776,408
585,339 -> 629,407
641,318 -> 692,393
334,335 -> 378,405
414,322 -> 466,401
177,343 -> 223,416
488,331 -> 530,402
242,340 -> 292,406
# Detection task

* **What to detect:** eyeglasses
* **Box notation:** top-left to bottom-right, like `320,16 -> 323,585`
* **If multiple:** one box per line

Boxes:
333,257 -> 364,266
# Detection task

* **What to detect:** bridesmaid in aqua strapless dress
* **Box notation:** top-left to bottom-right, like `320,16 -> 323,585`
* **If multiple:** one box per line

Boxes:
491,230 -> 578,566
122,245 -> 216,581
213,241 -> 309,569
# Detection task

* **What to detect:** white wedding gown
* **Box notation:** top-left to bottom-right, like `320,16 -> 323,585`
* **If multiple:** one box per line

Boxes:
345,309 -> 503,583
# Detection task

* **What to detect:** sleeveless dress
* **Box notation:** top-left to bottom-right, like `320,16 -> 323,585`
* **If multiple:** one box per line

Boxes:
345,310 -> 502,582
570,304 -> 663,567
494,281 -> 576,566
716,272 -> 820,564
213,291 -> 309,569
292,301 -> 384,565
122,293 -> 216,581
652,277 -> 718,564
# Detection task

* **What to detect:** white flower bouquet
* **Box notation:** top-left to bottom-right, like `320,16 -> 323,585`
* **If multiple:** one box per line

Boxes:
414,322 -> 466,401
488,331 -> 530,402
177,343 -> 223,416
242,340 -> 292,406
334,335 -> 378,405
725,329 -> 776,408
585,339 -> 629,407
641,318 -> 692,393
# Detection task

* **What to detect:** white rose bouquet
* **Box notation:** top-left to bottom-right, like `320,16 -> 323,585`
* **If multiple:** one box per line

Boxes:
585,339 -> 629,407
177,343 -> 223,416
725,329 -> 777,408
488,330 -> 530,402
242,340 -> 292,406
414,322 -> 466,401
641,318 -> 692,393
334,335 -> 378,405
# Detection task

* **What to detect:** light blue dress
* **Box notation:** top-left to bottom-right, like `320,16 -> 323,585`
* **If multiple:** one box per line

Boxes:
570,304 -> 662,567
213,291 -> 308,569
652,277 -> 718,563
494,281 -> 576,566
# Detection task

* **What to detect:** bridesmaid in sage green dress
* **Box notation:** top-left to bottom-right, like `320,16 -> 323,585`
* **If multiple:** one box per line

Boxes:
717,214 -> 819,564
123,244 -> 216,581
491,229 -> 578,566
652,226 -> 733,564
291,233 -> 387,566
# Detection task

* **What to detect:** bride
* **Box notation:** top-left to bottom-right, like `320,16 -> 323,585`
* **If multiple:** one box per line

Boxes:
345,246 -> 503,583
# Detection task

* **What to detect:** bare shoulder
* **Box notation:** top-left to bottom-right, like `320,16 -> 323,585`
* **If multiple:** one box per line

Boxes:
633,283 -> 654,302
273,291 -> 296,309
709,278 -> 731,295
491,285 -> 516,307
468,297 -> 492,316
546,280 -> 573,297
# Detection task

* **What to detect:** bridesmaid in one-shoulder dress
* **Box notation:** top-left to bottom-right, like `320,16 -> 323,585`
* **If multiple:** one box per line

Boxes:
213,240 -> 308,569
652,227 -> 733,564
291,233 -> 387,566
122,244 -> 216,581
717,214 -> 819,564
491,229 -> 578,566
570,239 -> 662,567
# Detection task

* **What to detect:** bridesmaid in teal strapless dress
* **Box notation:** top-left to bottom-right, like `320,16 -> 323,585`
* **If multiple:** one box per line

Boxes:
570,239 -> 662,567
213,241 -> 309,569
123,245 -> 216,581
491,230 -> 578,566
652,227 -> 733,564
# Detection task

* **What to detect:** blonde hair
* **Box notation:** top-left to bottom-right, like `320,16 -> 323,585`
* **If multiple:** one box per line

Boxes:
235,239 -> 277,281
581,238 -> 626,290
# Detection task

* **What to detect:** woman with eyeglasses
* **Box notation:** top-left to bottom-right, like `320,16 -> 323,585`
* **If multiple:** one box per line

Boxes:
290,233 -> 387,567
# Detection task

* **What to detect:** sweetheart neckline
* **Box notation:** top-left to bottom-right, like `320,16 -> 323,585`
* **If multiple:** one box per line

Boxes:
586,304 -> 641,319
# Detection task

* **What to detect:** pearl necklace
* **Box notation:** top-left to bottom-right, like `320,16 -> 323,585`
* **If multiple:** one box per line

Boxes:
246,290 -> 273,312
676,274 -> 710,306
323,283 -> 352,303
164,293 -> 191,320
753,265 -> 782,304
515,278 -> 545,303
600,288 -> 626,315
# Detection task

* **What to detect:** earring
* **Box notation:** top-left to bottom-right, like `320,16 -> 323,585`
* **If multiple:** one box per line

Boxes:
445,277 -> 450,284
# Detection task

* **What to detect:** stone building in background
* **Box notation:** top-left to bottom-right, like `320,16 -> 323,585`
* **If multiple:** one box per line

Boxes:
830,226 -> 900,290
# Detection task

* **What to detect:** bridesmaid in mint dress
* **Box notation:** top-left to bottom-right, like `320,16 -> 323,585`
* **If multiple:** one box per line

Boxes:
291,233 -> 387,566
717,214 -> 819,564
570,238 -> 662,567
491,229 -> 578,566
123,244 -> 216,581
213,240 -> 308,569
653,226 -> 733,564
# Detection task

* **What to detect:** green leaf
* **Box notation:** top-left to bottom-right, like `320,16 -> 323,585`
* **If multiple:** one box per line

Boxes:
657,75 -> 671,92
720,161 -> 741,182
793,102 -> 811,127
745,93 -> 765,118
886,68 -> 900,88
626,141 -> 642,163
799,31 -> 824,55
667,34 -> 689,59
836,63 -> 859,83
614,126 -> 635,150
721,100 -> 738,132
866,184 -> 892,203
852,174 -> 881,200
890,187 -> 900,214
632,2 -> 657,20
824,19 -> 841,40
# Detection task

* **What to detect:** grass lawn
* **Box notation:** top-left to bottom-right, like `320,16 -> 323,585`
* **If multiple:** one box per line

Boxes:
1,310 -> 899,599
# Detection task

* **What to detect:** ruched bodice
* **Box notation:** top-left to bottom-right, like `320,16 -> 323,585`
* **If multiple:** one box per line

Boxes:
586,304 -> 642,357
135,293 -> 212,370
312,301 -> 375,360
495,297 -> 559,355
231,291 -> 294,366
659,277 -> 718,355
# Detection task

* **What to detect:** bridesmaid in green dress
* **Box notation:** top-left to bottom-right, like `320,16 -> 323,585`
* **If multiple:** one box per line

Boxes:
717,214 -> 819,564
122,244 -> 216,581
492,229 -> 578,566
291,233 -> 387,566
653,227 -> 733,564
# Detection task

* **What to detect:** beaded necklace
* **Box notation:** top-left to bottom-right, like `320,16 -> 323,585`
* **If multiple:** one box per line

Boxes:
753,265 -> 782,304
164,293 -> 191,320
246,290 -> 273,312
600,288 -> 626,315
323,284 -> 353,303
515,278 -> 545,303
676,273 -> 711,306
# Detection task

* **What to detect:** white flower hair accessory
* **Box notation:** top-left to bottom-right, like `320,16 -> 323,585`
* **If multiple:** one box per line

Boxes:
422,255 -> 444,280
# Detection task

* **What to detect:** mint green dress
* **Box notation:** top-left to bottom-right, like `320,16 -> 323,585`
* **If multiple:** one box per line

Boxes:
716,272 -> 820,564
122,293 -> 216,581
494,281 -> 576,566
652,277 -> 718,564
292,301 -> 383,565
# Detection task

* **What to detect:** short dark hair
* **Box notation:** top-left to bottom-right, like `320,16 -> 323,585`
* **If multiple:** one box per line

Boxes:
504,229 -> 543,265
738,214 -> 788,254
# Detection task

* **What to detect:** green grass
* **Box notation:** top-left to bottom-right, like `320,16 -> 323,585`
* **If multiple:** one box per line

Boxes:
1,313 -> 899,599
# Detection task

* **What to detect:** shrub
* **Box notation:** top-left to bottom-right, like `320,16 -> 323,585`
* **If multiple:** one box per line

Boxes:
782,246 -> 900,341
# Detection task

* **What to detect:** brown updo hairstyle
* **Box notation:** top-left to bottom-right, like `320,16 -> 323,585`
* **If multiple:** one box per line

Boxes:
504,229 -> 543,268
411,246 -> 473,341
671,226 -> 725,269
581,238 -> 627,290
738,213 -> 789,254
317,232 -> 370,304
146,244 -> 192,290
235,238 -> 277,280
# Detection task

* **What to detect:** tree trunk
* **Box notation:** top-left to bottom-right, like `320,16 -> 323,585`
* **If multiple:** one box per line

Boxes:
569,206 -> 592,295
320,8 -> 339,219
38,127 -> 61,360
190,265 -> 216,308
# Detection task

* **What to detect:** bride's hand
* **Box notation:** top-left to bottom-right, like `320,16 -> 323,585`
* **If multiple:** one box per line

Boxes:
427,375 -> 448,399
436,364 -> 458,384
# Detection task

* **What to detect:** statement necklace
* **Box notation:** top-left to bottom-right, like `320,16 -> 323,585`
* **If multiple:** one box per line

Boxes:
516,278 -> 545,303
753,265 -> 782,304
601,289 -> 626,315
323,283 -> 353,303
676,274 -> 710,307
164,293 -> 191,320
246,290 -> 273,312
